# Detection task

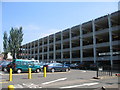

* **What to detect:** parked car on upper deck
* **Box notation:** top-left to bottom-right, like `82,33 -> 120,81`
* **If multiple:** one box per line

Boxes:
43,62 -> 70,73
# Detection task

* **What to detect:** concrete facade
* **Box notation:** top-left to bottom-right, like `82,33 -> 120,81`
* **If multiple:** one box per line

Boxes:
19,11 -> 120,66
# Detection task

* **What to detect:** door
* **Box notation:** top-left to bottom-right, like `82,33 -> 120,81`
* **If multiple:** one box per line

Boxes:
28,61 -> 36,72
54,63 -> 63,71
21,61 -> 29,72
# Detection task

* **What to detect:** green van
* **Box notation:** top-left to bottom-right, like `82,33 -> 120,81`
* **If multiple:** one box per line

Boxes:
6,59 -> 41,73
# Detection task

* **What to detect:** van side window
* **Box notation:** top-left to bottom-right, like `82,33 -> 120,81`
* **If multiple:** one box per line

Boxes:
31,61 -> 34,66
16,61 -> 21,65
22,61 -> 27,65
28,62 -> 31,65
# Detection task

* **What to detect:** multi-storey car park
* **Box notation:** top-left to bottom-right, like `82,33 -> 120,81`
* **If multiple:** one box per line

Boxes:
19,10 -> 120,68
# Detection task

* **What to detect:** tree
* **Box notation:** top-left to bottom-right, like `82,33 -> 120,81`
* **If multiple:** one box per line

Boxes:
3,31 -> 8,59
8,27 -> 23,59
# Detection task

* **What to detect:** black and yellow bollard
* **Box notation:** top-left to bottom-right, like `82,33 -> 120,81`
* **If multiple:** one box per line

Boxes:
8,85 -> 14,90
9,68 -> 12,81
28,68 -> 32,79
44,67 -> 46,77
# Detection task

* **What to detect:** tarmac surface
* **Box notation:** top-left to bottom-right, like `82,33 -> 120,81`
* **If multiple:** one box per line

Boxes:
0,69 -> 119,89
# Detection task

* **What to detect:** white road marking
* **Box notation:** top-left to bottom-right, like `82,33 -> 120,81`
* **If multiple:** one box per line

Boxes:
60,82 -> 99,89
0,72 -> 3,75
19,83 -> 42,88
42,78 -> 67,85
82,71 -> 86,72
14,84 -> 23,88
81,70 -> 86,72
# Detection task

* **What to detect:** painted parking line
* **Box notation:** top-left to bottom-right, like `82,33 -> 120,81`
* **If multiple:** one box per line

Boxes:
80,70 -> 87,72
14,84 -> 23,88
42,78 -> 67,85
0,81 -> 8,84
0,79 -> 8,84
14,83 -> 42,88
0,72 -> 3,75
60,82 -> 99,89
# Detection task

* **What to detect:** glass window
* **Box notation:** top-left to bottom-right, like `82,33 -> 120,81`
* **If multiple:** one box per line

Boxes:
16,61 -> 21,65
22,61 -> 27,65
28,61 -> 31,65
56,63 -> 62,66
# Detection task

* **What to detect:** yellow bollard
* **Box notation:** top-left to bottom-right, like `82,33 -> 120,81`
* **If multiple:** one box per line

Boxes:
8,85 -> 14,90
28,68 -> 32,79
9,68 -> 12,81
44,67 -> 46,78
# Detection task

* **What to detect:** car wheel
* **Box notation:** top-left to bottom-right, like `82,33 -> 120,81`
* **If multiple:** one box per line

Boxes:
65,68 -> 69,72
51,68 -> 55,73
17,69 -> 22,74
36,69 -> 40,73
4,68 -> 7,72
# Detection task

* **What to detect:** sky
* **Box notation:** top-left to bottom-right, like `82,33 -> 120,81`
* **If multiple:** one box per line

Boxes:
1,1 -> 119,52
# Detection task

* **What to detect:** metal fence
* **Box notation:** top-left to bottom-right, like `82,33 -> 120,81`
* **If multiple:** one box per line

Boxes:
97,64 -> 120,77
97,66 -> 112,77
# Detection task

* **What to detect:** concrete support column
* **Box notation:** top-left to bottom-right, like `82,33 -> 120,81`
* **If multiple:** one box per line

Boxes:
47,36 -> 49,62
23,47 -> 25,59
69,28 -> 72,64
61,32 -> 63,62
37,40 -> 39,60
42,38 -> 44,62
92,20 -> 97,63
53,34 -> 56,61
108,14 -> 113,67
25,46 -> 27,59
29,44 -> 31,59
26,46 -> 27,59
33,42 -> 35,59
80,25 -> 83,63
23,48 -> 25,59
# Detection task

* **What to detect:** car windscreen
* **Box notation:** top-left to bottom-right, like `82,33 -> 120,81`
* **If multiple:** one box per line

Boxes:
4,61 -> 11,65
1,61 -> 10,65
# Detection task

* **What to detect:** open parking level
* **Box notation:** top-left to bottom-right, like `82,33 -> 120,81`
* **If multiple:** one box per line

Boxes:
1,69 -> 119,89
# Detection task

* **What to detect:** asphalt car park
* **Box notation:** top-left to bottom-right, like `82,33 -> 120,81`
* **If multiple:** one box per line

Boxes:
0,69 -> 119,89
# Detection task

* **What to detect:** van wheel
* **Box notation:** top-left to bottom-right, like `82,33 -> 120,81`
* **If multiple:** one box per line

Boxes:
51,68 -> 55,73
17,69 -> 22,74
36,69 -> 40,73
